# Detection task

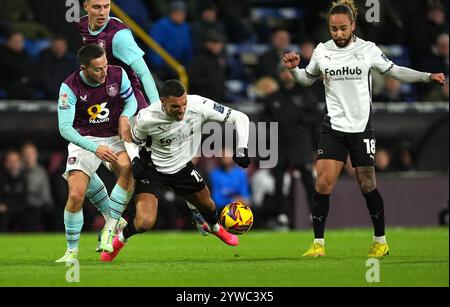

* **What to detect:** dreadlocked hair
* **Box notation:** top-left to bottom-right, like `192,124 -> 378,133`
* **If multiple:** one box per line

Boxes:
328,0 -> 358,23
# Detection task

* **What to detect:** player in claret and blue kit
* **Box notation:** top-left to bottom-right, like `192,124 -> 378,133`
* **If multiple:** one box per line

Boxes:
55,44 -> 137,262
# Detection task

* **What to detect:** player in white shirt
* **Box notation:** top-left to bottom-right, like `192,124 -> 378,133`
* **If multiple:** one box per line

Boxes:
100,80 -> 251,261
283,0 -> 445,258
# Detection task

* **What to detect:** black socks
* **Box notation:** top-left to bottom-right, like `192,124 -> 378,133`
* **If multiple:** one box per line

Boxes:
311,192 -> 330,239
363,189 -> 385,237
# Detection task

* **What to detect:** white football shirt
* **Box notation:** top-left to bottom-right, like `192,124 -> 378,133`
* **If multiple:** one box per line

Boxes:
306,36 -> 394,133
132,95 -> 235,174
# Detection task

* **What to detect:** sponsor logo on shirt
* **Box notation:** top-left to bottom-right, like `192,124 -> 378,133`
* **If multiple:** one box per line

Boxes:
160,129 -> 195,146
88,102 -> 110,124
325,66 -> 362,77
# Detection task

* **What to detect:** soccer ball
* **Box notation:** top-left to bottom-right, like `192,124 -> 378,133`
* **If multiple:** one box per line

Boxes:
220,202 -> 253,235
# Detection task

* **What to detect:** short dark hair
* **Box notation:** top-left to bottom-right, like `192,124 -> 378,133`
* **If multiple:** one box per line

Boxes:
77,44 -> 105,66
161,80 -> 186,98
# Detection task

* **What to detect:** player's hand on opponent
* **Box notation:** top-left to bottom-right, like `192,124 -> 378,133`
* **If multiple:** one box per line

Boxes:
96,145 -> 119,163
233,148 -> 250,169
118,116 -> 133,143
283,52 -> 301,69
429,73 -> 446,85
131,157 -> 146,179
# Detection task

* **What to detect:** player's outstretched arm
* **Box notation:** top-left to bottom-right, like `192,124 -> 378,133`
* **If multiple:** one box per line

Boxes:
112,29 -> 160,104
283,52 -> 319,87
385,65 -> 446,85
227,109 -> 251,168
130,57 -> 160,104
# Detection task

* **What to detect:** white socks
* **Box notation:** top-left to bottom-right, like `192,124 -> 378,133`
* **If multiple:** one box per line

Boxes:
314,239 -> 325,246
373,236 -> 387,244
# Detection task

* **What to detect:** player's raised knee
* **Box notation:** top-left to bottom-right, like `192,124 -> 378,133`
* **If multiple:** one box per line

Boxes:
135,216 -> 156,232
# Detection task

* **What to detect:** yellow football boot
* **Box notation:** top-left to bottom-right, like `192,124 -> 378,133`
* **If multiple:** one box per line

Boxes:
367,241 -> 389,258
303,242 -> 325,257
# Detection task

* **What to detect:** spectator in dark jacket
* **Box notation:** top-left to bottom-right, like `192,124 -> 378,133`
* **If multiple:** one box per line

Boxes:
191,1 -> 227,53
256,29 -> 291,80
0,31 -> 35,99
0,150 -> 28,232
148,1 -> 193,80
258,70 -> 320,229
188,30 -> 227,102
21,142 -> 55,231
34,35 -> 77,99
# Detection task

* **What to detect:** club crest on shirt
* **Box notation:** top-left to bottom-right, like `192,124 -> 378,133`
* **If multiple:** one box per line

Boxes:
106,83 -> 118,97
354,53 -> 365,61
68,157 -> 77,165
98,39 -> 106,49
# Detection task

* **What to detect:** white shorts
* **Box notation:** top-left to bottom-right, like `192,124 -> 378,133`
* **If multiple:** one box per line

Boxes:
63,136 -> 126,180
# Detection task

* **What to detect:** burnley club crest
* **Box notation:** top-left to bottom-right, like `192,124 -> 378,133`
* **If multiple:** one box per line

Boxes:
106,83 -> 118,97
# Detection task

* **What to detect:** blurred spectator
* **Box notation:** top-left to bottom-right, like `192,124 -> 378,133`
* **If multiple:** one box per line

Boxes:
375,147 -> 392,172
358,0 -> 406,45
250,167 -> 276,228
259,72 -> 320,228
188,30 -> 227,102
209,150 -> 251,211
0,0 -> 51,39
34,35 -> 77,99
148,1 -> 193,80
216,0 -> 255,43
256,29 -> 291,80
412,2 -> 448,64
191,1 -> 227,53
424,33 -> 449,75
418,33 -> 449,100
299,39 -> 325,102
374,78 -> 408,103
114,0 -> 151,30
0,150 -> 28,232
393,140 -> 415,172
299,39 -> 315,69
438,200 -> 449,226
0,31 -> 35,99
21,142 -> 55,231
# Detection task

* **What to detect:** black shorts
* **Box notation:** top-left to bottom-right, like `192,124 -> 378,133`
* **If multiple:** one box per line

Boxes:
316,125 -> 376,167
135,162 -> 206,199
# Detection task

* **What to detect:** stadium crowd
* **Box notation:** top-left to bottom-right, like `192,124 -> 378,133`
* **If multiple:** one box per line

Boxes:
0,0 -> 448,232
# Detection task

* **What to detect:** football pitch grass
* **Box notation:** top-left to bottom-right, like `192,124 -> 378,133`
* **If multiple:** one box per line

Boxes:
0,227 -> 448,287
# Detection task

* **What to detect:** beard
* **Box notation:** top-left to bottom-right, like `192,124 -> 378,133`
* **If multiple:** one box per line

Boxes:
333,36 -> 352,48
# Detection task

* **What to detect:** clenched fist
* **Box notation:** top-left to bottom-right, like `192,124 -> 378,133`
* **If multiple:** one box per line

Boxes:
283,52 -> 301,69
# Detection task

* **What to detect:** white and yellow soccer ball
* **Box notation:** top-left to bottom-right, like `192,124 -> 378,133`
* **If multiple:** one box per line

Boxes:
220,202 -> 253,235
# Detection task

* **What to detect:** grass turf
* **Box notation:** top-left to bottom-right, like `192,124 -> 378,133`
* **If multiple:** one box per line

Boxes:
0,227 -> 448,287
